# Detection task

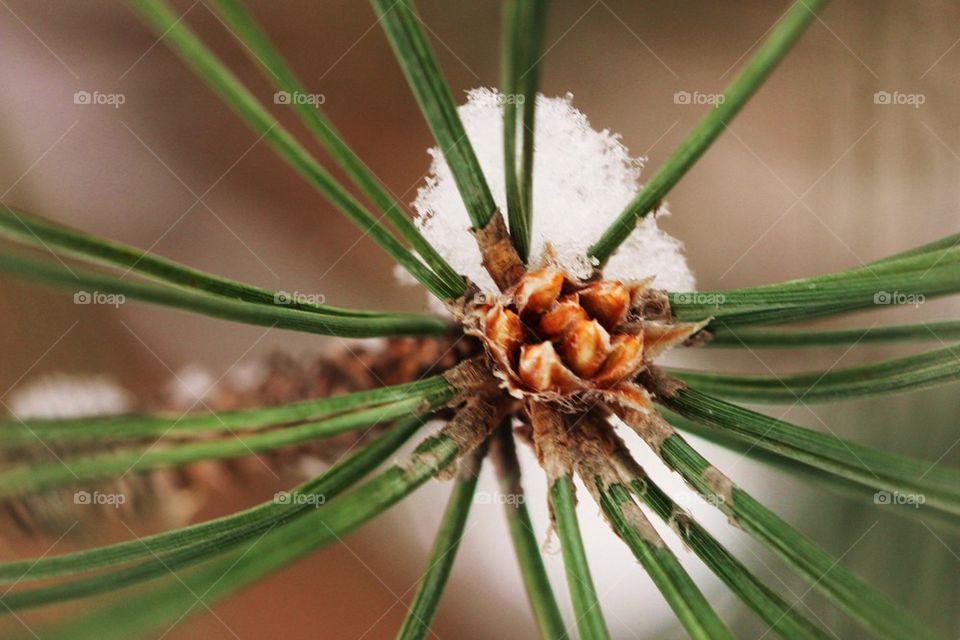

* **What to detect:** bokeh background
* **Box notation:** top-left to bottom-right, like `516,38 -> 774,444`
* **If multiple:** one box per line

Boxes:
1,1 -> 959,638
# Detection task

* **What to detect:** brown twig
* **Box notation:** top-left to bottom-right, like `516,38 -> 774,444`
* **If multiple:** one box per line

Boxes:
489,419 -> 523,498
611,401 -> 737,517
526,401 -> 573,488
441,355 -> 499,404
472,210 -> 526,291
570,409 -> 665,548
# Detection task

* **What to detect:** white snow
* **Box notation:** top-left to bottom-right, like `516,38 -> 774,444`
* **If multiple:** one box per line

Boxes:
7,374 -> 134,419
404,88 -> 695,309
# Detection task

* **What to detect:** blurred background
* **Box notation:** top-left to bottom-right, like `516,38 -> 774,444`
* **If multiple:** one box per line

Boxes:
1,0 -> 959,637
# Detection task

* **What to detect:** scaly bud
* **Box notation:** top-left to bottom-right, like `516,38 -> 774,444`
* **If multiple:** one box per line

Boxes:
604,382 -> 654,413
595,333 -> 645,386
562,319 -> 610,378
579,280 -> 630,328
518,341 -> 578,392
539,295 -> 588,338
514,267 -> 564,314
642,320 -> 707,359
485,303 -> 523,357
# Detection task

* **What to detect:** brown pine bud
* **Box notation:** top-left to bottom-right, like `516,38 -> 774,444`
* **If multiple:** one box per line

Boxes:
485,303 -> 523,357
595,333 -> 645,386
605,381 -> 654,413
518,341 -> 578,392
514,266 -> 564,314
642,320 -> 707,359
539,295 -> 588,338
562,319 -> 610,378
579,280 -> 630,328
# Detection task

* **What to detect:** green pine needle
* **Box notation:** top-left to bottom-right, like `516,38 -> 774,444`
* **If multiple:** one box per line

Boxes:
0,415 -> 427,598
128,0 -> 459,300
672,265 -> 960,327
371,0 -> 497,230
649,427 -> 941,640
517,1 -> 548,246
207,0 -> 465,297
490,425 -> 567,640
672,239 -> 960,327
501,0 -> 549,260
664,409 -> 960,534
550,475 -> 611,640
615,466 -> 832,639
0,205 -> 379,316
0,376 -> 450,445
660,386 -> 960,518
670,344 -> 960,403
707,321 -> 960,347
33,415 -> 478,640
0,251 -> 447,338
0,393 -> 450,498
397,443 -> 486,640
589,0 -> 825,265
590,480 -> 735,640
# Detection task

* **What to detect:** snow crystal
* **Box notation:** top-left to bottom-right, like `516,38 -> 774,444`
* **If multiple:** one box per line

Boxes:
8,374 -> 134,419
405,88 -> 695,309
165,364 -> 216,408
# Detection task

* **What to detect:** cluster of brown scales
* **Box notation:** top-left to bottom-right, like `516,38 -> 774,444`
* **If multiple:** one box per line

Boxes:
430,213 -> 712,493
